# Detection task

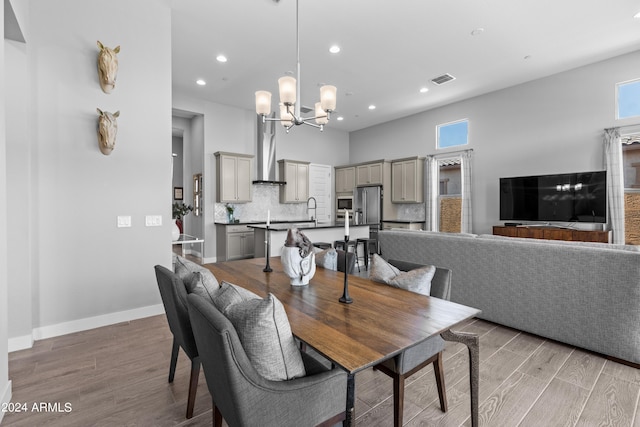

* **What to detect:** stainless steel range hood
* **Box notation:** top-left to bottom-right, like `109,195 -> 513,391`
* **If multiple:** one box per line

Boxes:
253,113 -> 286,185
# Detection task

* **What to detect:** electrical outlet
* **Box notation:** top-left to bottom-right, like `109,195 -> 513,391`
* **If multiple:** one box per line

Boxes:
117,216 -> 132,228
145,215 -> 162,226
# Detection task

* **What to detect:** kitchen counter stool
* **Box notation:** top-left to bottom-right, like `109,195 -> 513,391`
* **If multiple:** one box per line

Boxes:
356,238 -> 378,270
334,240 -> 360,272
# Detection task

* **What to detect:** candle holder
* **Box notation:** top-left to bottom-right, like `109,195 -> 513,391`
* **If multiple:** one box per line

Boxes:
263,226 -> 273,273
339,235 -> 353,304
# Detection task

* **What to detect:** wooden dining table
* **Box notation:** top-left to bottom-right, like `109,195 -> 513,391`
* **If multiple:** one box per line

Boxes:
204,257 -> 481,427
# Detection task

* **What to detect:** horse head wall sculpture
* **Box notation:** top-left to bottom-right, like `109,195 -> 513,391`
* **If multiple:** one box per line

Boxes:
97,108 -> 120,155
97,41 -> 120,94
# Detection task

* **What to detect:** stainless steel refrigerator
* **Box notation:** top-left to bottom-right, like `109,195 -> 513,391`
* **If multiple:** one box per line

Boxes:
354,185 -> 382,228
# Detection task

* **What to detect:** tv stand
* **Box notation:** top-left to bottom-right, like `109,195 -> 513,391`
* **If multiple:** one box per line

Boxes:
493,225 -> 611,243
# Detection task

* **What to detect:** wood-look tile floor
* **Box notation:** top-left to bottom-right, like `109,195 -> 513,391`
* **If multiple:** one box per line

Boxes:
4,257 -> 640,426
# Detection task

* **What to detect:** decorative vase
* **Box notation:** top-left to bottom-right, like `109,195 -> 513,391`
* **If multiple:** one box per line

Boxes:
228,211 -> 234,223
172,219 -> 180,241
281,246 -> 316,286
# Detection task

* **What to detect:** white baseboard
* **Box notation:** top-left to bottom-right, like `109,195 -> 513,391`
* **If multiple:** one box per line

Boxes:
8,334 -> 33,353
0,380 -> 12,423
202,256 -> 216,264
28,303 -> 165,343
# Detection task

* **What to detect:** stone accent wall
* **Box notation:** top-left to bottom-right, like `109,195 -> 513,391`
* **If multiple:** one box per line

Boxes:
625,192 -> 640,245
440,196 -> 461,233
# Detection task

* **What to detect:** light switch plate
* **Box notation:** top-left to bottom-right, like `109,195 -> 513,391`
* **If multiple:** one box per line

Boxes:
145,215 -> 162,227
117,216 -> 132,228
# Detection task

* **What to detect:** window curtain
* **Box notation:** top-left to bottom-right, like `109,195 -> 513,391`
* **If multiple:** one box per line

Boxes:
424,156 -> 437,231
604,128 -> 625,244
460,150 -> 473,233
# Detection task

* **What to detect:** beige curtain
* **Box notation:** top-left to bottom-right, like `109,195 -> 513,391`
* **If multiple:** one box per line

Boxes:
604,128 -> 625,244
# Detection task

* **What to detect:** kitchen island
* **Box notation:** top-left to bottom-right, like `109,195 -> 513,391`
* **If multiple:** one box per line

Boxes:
250,222 -> 370,258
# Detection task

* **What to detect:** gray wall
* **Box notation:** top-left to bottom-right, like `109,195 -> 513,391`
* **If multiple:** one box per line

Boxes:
1,0 -> 9,414
6,0 -> 172,346
350,49 -> 640,234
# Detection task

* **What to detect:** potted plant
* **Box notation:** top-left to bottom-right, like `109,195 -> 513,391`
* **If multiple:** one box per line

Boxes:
172,202 -> 193,239
225,203 -> 235,223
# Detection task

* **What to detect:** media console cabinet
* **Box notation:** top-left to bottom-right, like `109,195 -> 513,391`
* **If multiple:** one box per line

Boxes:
493,225 -> 611,243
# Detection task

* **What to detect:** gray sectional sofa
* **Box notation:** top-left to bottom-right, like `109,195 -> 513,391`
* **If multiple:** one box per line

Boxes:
378,229 -> 640,365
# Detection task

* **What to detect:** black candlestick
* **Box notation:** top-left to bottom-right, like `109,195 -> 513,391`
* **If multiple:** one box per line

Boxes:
263,226 -> 273,272
339,235 -> 353,304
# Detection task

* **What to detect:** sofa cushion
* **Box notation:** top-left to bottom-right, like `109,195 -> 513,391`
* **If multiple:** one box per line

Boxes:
213,281 -> 260,313
370,254 -> 435,296
174,255 -> 220,302
225,293 -> 306,381
313,247 -> 338,270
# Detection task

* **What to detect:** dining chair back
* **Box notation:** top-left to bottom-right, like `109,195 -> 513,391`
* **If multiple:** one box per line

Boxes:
186,293 -> 348,427
374,260 -> 453,427
154,265 -> 201,419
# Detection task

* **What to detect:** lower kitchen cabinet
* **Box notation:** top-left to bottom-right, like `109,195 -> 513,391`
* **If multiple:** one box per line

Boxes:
382,221 -> 425,231
216,224 -> 255,261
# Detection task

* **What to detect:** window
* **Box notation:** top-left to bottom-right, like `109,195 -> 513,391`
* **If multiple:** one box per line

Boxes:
617,79 -> 640,119
437,119 -> 468,149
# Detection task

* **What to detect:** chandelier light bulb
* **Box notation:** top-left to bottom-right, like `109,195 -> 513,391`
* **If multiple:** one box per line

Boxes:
255,91 -> 272,115
320,85 -> 337,111
278,76 -> 297,105
315,102 -> 328,125
279,103 -> 294,128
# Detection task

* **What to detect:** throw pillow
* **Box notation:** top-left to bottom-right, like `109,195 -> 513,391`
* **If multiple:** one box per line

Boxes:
174,256 -> 220,299
225,293 -> 306,381
314,247 -> 338,271
369,253 -> 401,283
182,271 -> 219,304
212,281 -> 260,313
370,254 -> 436,296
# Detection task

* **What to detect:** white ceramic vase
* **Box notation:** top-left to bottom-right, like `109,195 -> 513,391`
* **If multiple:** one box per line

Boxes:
172,219 -> 180,241
281,246 -> 316,286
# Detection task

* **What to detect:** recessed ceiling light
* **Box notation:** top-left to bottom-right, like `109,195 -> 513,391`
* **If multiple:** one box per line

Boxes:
329,45 -> 341,54
368,105 -> 376,110
420,87 -> 429,93
524,55 -> 532,60
635,11 -> 640,18
337,116 -> 344,121
196,79 -> 206,86
471,28 -> 484,36
216,55 -> 227,63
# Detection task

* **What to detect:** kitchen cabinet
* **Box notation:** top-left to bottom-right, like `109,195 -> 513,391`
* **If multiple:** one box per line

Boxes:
278,159 -> 309,203
214,152 -> 253,203
216,224 -> 255,261
335,166 -> 356,194
391,157 -> 424,203
356,162 -> 384,186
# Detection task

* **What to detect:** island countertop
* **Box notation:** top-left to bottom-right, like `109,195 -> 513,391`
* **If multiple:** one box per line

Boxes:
247,222 -> 371,232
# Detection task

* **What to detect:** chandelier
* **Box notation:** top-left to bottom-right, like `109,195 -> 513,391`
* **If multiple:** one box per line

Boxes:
255,0 -> 337,132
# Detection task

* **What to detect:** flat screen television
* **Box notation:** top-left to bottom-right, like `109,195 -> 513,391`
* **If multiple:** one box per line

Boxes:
500,171 -> 607,223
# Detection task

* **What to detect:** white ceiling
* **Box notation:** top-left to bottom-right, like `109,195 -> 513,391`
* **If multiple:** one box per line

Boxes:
171,0 -> 640,133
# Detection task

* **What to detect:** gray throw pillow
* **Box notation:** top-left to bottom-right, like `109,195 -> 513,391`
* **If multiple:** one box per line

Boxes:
225,293 -> 306,381
213,281 -> 260,313
314,247 -> 338,270
370,254 -> 435,296
174,256 -> 220,300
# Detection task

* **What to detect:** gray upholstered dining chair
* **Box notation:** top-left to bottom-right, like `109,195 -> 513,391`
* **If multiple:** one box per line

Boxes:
373,259 -> 453,427
154,265 -> 201,419
186,292 -> 348,427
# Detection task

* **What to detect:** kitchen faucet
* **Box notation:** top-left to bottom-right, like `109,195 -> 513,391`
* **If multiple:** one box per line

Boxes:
307,197 -> 317,226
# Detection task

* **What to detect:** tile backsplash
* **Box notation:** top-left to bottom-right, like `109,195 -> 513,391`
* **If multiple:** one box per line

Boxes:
215,185 -> 307,223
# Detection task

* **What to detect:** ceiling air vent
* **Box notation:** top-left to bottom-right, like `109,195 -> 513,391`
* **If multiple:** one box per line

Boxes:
431,73 -> 456,85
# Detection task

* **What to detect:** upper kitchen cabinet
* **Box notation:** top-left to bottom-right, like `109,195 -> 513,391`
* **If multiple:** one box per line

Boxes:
214,151 -> 254,203
356,161 -> 385,186
391,157 -> 424,203
335,166 -> 355,194
278,159 -> 309,203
